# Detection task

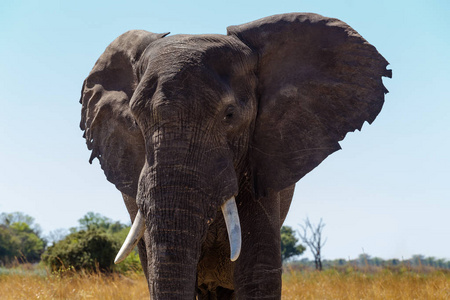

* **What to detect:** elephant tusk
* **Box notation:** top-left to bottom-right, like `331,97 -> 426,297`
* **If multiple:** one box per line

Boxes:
221,196 -> 242,261
115,198 -> 241,263
114,210 -> 145,264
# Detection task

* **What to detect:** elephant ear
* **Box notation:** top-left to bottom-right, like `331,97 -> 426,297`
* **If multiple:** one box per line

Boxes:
227,13 -> 391,196
80,30 -> 168,197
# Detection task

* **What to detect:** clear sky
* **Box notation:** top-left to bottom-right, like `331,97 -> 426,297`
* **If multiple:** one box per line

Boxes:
1,0 -> 449,261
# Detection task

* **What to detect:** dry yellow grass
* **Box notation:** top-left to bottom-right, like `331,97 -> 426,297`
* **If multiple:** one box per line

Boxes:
1,266 -> 450,299
282,268 -> 450,300
0,268 -> 149,300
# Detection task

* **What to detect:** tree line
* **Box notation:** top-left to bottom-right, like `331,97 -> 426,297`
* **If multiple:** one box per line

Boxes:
289,254 -> 450,270
0,211 -> 140,273
1,211 -> 449,272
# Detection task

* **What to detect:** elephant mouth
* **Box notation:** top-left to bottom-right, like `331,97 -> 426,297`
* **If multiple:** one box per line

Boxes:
114,196 -> 241,264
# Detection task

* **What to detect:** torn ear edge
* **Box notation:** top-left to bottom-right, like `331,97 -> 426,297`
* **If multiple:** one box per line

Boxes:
227,13 -> 392,197
80,30 -> 169,198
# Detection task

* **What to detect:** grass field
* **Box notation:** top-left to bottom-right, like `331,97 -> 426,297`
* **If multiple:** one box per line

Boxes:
282,267 -> 450,299
0,266 -> 149,299
1,265 -> 449,299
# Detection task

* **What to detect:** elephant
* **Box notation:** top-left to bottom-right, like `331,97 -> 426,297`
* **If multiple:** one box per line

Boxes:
80,13 -> 390,299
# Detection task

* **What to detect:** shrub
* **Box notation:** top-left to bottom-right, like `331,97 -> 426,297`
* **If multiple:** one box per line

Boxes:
42,229 -> 118,272
113,250 -> 143,274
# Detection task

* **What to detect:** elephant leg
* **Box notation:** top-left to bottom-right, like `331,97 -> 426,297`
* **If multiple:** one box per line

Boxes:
234,189 -> 283,299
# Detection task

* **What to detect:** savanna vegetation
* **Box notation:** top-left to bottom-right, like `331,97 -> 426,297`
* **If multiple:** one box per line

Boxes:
1,262 -> 449,299
1,212 -> 449,299
0,212 -> 46,265
1,211 -> 142,274
281,266 -> 450,299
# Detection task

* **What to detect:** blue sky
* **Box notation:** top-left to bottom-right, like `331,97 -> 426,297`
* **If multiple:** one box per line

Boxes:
1,0 -> 449,260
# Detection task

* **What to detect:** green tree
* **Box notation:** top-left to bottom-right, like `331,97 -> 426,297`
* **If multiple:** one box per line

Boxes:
357,253 -> 371,266
411,254 -> 425,267
0,225 -> 19,264
388,258 -> 401,266
281,226 -> 305,262
77,212 -> 127,234
0,212 -> 35,227
0,212 -> 46,265
10,222 -> 45,262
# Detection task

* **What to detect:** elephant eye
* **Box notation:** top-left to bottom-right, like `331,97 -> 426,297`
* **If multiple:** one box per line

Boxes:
223,106 -> 235,121
225,112 -> 234,120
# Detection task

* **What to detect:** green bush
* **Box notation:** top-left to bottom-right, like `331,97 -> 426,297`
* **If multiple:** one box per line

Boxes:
42,229 -> 118,272
110,226 -> 143,274
113,250 -> 143,274
0,216 -> 46,265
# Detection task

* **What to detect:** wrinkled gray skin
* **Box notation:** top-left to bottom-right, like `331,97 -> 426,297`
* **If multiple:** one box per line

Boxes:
80,13 -> 390,299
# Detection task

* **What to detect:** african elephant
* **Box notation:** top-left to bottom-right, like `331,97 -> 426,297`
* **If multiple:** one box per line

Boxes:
80,13 -> 390,299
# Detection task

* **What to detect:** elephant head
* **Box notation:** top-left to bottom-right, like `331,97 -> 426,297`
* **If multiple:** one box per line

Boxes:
80,13 -> 390,299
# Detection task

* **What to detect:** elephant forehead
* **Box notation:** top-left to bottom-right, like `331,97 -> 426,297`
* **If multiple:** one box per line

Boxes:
139,34 -> 255,79
133,35 -> 256,110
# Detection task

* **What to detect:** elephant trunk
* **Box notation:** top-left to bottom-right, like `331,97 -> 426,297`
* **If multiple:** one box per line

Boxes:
115,200 -> 241,299
138,154 -> 238,299
148,206 -> 202,299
